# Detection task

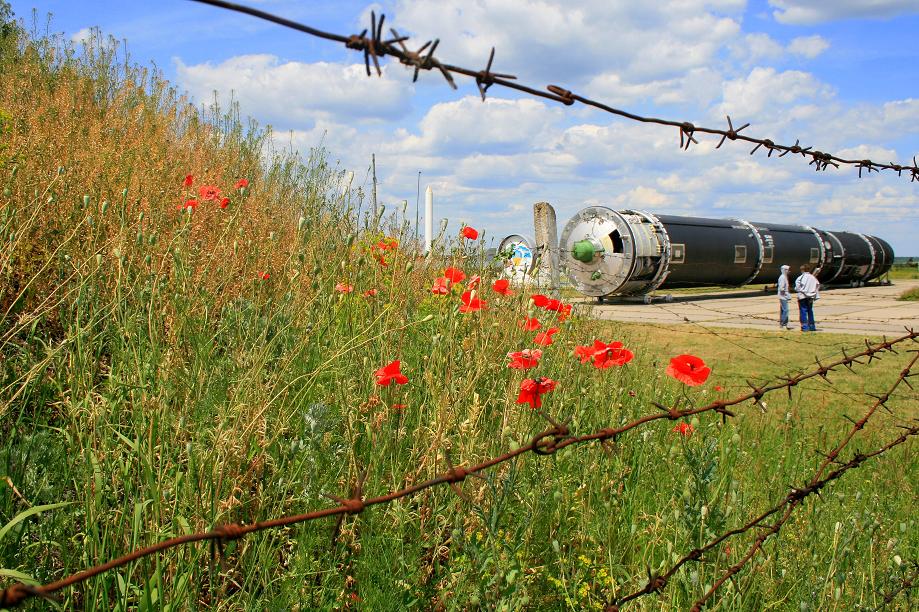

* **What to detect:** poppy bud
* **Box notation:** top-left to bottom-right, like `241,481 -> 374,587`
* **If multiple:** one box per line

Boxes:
121,188 -> 128,199
419,314 -> 434,322
357,255 -> 366,266
405,262 -> 414,273
144,254 -> 151,265
298,216 -> 306,231
148,232 -> 157,246
2,187 -> 9,197
135,231 -> 142,245
346,234 -> 356,247
10,165 -> 16,178
96,254 -> 102,266
83,195 -> 90,207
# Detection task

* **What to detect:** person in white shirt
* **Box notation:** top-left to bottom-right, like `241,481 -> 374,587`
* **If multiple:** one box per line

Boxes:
794,264 -> 820,331
776,264 -> 791,330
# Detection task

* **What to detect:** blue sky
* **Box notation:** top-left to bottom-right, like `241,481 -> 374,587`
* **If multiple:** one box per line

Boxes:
8,0 -> 919,254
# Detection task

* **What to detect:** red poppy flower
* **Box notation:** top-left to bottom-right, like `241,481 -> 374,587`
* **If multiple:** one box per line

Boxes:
183,174 -> 194,187
335,282 -> 354,294
673,422 -> 695,437
507,348 -> 542,370
714,385 -> 724,392
519,317 -> 541,331
374,237 -> 398,251
444,267 -> 466,283
531,294 -> 549,307
557,303 -> 573,322
374,360 -> 409,386
574,344 -> 594,364
391,403 -> 407,411
258,271 -> 270,280
543,298 -> 562,312
362,288 -> 378,297
592,340 -> 634,369
666,354 -> 711,386
461,226 -> 479,240
534,327 -> 560,346
177,198 -> 198,211
234,178 -> 249,189
516,377 -> 557,410
374,253 -> 389,267
220,197 -> 230,209
492,278 -> 513,296
459,290 -> 487,313
431,276 -> 450,295
198,185 -> 221,201
467,275 -> 481,289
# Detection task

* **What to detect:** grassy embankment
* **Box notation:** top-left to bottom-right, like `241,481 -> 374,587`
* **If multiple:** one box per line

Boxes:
1,15 -> 917,612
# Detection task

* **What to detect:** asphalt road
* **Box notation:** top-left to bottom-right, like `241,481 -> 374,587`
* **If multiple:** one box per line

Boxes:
588,280 -> 919,337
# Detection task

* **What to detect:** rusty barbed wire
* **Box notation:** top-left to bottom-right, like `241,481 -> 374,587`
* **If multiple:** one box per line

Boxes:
871,563 -> 918,611
608,350 -> 919,611
1,330 -> 916,608
188,0 -> 919,182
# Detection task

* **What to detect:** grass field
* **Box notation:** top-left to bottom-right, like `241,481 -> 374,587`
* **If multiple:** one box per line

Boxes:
1,11 -> 917,611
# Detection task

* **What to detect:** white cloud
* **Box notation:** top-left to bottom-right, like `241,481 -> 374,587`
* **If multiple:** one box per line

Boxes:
583,68 -> 723,108
769,0 -> 919,24
787,35 -> 830,59
729,32 -> 785,64
384,0 -> 745,84
720,67 -> 834,117
836,144 -> 899,162
383,96 -> 564,156
71,27 -> 94,44
174,55 -> 415,127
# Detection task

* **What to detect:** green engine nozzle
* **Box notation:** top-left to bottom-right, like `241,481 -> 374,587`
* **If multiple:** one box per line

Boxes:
572,239 -> 597,263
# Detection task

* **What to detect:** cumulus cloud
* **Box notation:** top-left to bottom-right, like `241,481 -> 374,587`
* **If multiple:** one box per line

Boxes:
174,55 -> 415,127
719,67 -> 834,117
383,96 -> 564,156
787,35 -> 830,59
584,68 -> 723,109
383,0 -> 744,84
769,0 -> 919,24
71,27 -> 95,44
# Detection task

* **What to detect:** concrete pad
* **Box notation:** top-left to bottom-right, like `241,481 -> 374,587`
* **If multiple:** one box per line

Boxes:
587,280 -> 919,337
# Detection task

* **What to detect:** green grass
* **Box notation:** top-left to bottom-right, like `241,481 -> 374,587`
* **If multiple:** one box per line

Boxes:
898,287 -> 919,301
0,11 -> 917,612
889,264 -> 919,280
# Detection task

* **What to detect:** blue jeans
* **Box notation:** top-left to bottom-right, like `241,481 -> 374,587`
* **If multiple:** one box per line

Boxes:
779,299 -> 789,327
798,298 -> 816,331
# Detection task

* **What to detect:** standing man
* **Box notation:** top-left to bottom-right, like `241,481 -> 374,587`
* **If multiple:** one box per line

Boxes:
794,264 -> 820,332
776,264 -> 791,330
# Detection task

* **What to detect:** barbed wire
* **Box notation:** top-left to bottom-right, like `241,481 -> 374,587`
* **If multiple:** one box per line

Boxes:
1,329 -> 915,608
188,0 -> 919,182
608,350 -> 919,611
871,563 -> 918,611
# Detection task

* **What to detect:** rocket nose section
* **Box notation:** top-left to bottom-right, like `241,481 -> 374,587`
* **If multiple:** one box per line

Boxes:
559,207 -> 635,297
